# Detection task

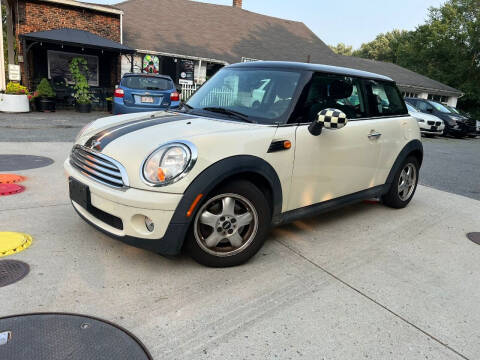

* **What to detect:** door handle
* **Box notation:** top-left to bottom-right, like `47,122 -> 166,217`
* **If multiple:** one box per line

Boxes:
368,131 -> 382,139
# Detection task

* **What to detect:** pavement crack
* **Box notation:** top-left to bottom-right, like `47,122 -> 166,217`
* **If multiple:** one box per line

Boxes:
275,239 -> 471,360
0,203 -> 70,212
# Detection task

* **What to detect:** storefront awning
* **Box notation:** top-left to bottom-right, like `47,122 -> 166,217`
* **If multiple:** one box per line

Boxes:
20,28 -> 135,54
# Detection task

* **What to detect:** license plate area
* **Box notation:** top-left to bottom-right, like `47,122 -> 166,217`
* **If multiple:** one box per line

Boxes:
69,177 -> 90,209
141,96 -> 154,103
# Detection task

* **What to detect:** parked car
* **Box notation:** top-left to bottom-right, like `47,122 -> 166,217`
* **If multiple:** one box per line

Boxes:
405,98 -> 476,138
445,105 -> 479,138
406,102 -> 444,136
113,73 -> 180,115
66,61 -> 422,267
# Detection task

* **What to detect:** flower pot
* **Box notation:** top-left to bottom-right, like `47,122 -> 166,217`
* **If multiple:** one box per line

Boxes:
76,103 -> 92,113
0,94 -> 30,113
35,97 -> 56,112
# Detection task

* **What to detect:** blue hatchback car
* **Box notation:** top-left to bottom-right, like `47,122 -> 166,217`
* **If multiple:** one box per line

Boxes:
113,74 -> 180,115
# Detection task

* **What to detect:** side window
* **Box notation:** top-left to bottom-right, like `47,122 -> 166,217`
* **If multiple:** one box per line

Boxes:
298,74 -> 367,123
364,81 -> 407,117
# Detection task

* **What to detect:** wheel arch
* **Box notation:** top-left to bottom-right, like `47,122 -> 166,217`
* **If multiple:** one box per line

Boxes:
385,139 -> 423,186
161,155 -> 283,255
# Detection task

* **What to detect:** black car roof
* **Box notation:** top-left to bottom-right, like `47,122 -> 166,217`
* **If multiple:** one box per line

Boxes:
228,61 -> 394,82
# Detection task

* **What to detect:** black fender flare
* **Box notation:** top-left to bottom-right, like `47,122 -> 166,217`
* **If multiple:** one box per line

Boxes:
160,155 -> 283,255
385,139 -> 423,186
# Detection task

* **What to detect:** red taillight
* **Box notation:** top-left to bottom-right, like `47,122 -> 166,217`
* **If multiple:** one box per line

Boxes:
170,92 -> 180,102
114,88 -> 124,98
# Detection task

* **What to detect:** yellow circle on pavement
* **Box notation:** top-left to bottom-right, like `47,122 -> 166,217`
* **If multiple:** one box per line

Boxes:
0,232 -> 32,257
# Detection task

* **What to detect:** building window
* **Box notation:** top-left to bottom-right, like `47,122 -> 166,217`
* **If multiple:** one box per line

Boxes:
47,50 -> 99,86
403,92 -> 418,98
428,94 -> 448,103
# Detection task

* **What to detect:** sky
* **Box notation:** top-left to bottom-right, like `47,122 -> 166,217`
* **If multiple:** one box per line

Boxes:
85,0 -> 446,48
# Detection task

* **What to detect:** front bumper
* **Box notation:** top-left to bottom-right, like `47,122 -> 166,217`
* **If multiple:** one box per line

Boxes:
64,159 -> 184,253
445,122 -> 477,136
418,122 -> 444,135
113,100 -> 180,115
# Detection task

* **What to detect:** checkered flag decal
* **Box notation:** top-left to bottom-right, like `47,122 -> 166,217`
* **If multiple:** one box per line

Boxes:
317,108 -> 347,129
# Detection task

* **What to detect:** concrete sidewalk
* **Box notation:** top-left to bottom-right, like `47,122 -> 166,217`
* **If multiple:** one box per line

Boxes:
1,142 -> 479,359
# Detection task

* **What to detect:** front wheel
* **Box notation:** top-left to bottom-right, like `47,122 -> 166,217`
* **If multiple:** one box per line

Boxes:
186,180 -> 271,267
382,156 -> 419,209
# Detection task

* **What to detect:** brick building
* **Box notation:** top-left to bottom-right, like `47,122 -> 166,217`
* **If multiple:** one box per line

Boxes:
4,0 -> 133,104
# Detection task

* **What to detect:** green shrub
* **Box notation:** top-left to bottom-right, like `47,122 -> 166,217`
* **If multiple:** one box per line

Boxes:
69,57 -> 91,105
36,78 -> 56,98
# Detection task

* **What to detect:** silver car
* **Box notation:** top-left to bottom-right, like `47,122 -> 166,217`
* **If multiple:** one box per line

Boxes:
406,103 -> 444,136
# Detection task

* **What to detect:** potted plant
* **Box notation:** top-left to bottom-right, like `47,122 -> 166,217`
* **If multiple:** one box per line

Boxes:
0,82 -> 30,113
34,78 -> 56,112
69,57 -> 92,113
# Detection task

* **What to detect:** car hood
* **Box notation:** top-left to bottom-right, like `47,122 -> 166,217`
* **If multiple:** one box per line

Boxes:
75,111 -> 278,191
409,110 -> 444,123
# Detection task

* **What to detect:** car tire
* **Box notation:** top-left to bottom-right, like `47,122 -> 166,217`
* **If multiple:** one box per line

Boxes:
382,156 -> 419,209
186,180 -> 271,267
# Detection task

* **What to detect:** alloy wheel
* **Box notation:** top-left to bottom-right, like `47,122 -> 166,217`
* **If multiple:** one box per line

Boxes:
194,193 -> 259,257
398,163 -> 417,201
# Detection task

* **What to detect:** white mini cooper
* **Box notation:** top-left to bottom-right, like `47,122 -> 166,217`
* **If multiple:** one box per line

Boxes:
65,62 -> 422,267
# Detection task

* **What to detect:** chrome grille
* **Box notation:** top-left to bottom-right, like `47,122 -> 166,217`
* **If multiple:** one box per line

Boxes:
427,121 -> 435,125
436,121 -> 441,126
70,145 -> 129,188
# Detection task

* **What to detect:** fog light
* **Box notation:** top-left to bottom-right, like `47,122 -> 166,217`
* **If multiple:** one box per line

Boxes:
145,217 -> 154,232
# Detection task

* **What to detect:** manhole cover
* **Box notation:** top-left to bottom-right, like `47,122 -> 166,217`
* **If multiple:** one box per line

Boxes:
0,155 -> 54,171
0,183 -> 25,196
0,313 -> 152,360
467,232 -> 480,245
0,260 -> 30,287
0,174 -> 26,184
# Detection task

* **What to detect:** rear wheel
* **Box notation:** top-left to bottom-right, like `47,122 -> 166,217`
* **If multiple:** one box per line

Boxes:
382,156 -> 419,209
186,180 -> 271,267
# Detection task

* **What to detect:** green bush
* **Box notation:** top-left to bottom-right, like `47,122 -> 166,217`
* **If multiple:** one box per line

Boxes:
69,57 -> 91,105
36,78 -> 56,98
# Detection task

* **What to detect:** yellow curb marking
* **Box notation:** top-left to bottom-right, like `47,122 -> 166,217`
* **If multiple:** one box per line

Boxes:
0,232 -> 32,257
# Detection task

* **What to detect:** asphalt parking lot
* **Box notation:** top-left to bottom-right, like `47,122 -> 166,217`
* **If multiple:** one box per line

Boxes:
1,113 -> 479,359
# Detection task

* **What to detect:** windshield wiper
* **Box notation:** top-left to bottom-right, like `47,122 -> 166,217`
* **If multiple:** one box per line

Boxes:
201,107 -> 256,123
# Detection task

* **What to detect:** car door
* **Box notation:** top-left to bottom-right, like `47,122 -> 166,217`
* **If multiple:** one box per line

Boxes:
362,80 -> 413,185
288,74 -> 383,211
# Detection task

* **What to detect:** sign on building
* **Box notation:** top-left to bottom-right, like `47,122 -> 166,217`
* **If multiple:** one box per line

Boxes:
8,64 -> 21,81
178,59 -> 194,85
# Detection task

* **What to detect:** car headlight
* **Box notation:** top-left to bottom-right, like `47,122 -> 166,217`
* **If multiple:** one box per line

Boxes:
415,117 -> 425,123
142,141 -> 197,186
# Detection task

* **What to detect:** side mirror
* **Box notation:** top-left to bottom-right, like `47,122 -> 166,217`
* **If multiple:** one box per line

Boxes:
308,108 -> 348,136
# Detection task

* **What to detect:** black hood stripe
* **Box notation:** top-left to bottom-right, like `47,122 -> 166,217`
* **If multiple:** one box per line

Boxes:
85,114 -> 193,151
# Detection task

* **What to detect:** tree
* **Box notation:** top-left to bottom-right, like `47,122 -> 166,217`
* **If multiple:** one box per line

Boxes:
329,43 -> 354,56
353,0 -> 480,116
353,30 -> 410,63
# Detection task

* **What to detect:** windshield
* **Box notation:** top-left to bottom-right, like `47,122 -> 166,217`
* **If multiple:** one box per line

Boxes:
186,68 -> 302,124
406,103 -> 418,112
122,76 -> 173,91
428,100 -> 451,113
448,106 -> 460,114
